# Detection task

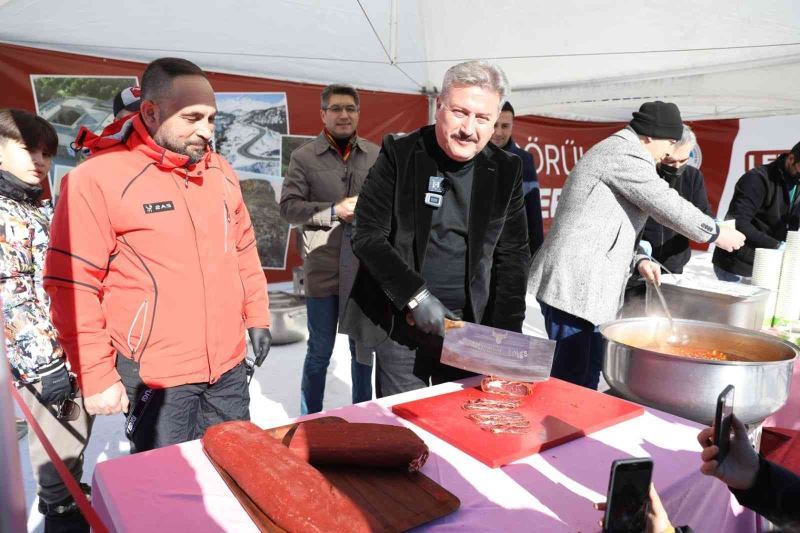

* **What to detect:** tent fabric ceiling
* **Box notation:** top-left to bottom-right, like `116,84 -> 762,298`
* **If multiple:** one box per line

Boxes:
1,0 -> 799,120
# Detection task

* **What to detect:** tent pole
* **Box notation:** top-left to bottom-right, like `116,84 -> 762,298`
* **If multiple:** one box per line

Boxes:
0,313 -> 27,533
427,91 -> 437,124
389,0 -> 398,63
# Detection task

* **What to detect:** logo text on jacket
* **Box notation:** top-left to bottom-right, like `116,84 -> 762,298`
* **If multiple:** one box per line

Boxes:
142,201 -> 175,214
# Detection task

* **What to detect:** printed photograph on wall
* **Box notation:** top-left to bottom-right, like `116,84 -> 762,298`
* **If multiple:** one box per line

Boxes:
237,171 -> 290,270
215,92 -> 288,178
281,134 -> 314,177
214,92 -> 290,270
31,75 -> 138,169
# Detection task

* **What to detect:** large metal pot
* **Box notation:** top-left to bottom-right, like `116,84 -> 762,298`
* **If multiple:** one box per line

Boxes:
268,291 -> 307,345
645,278 -> 770,330
600,317 -> 797,425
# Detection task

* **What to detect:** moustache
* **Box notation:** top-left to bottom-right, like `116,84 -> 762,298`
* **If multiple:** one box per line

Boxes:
451,133 -> 477,143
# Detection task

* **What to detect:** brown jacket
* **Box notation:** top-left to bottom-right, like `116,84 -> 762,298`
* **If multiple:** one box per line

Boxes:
280,133 -> 379,298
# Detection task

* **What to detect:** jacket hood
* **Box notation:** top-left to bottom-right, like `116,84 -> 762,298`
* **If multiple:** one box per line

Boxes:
73,114 -> 212,172
72,113 -> 137,156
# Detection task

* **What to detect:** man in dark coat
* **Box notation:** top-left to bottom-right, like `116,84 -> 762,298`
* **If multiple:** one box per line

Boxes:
341,61 -> 530,397
713,141 -> 800,280
491,101 -> 544,257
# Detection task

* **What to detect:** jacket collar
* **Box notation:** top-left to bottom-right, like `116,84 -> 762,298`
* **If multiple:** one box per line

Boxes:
127,116 -> 212,176
619,126 -> 658,164
411,125 -> 497,285
0,170 -> 43,204
314,130 -> 367,156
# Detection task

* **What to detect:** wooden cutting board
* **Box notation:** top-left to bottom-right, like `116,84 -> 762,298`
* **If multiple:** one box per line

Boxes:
206,416 -> 460,532
392,378 -> 645,468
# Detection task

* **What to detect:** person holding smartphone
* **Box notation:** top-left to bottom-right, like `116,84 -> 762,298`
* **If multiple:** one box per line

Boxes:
0,109 -> 93,532
595,415 -> 800,532
699,415 -> 800,528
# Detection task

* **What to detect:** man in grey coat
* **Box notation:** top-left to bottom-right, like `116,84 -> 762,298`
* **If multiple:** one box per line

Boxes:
529,101 -> 745,389
279,84 -> 379,414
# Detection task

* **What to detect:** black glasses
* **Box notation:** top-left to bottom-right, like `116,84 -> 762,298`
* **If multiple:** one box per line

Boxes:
324,105 -> 359,114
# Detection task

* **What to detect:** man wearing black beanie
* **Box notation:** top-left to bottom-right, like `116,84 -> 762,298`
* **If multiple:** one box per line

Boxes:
530,101 -> 746,389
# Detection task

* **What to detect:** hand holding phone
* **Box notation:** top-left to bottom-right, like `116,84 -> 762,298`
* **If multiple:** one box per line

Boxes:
602,458 -> 653,533
713,385 -> 735,464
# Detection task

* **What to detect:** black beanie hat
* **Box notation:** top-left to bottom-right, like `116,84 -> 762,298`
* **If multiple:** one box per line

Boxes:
629,101 -> 683,141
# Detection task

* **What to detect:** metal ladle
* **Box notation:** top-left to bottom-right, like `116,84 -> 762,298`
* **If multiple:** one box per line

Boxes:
649,280 -> 690,346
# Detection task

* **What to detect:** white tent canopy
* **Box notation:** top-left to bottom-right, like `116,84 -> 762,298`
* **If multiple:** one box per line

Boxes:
2,0 -> 799,121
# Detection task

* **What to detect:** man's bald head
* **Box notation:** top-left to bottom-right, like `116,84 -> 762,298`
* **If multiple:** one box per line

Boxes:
140,57 -> 217,165
141,57 -> 207,103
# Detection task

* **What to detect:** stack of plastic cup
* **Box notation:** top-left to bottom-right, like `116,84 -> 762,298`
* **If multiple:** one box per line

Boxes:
752,247 -> 784,328
774,231 -> 800,327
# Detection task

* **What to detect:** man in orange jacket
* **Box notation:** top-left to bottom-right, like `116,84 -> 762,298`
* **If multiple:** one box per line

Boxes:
44,57 -> 272,451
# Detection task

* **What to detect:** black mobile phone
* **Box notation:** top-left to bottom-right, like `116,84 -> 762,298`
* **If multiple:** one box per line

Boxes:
603,458 -> 654,533
124,387 -> 155,440
714,385 -> 735,464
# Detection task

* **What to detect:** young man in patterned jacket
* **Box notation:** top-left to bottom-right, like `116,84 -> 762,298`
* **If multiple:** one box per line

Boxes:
0,108 -> 92,532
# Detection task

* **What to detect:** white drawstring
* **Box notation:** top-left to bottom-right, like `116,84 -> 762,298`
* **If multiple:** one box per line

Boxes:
127,300 -> 148,355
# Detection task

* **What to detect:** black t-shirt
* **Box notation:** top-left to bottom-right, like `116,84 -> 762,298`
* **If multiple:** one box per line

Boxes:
420,132 -> 474,315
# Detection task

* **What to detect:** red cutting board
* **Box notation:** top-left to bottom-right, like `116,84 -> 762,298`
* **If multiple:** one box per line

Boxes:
392,378 -> 644,468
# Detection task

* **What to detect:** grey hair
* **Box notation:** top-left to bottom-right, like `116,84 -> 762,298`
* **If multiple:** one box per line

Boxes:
675,124 -> 696,149
440,61 -> 510,109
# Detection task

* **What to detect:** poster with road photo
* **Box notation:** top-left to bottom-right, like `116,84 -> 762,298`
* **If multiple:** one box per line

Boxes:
31,75 -> 138,171
215,93 -> 290,269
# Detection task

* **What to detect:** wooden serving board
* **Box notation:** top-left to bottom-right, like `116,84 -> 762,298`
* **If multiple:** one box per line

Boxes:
206,416 -> 460,532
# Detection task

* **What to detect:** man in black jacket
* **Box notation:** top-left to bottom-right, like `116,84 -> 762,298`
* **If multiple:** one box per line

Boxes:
341,61 -> 530,397
639,125 -> 713,274
491,101 -> 544,257
713,141 -> 800,280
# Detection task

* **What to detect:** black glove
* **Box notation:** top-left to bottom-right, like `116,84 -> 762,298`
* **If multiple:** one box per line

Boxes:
248,327 -> 273,367
409,293 -> 457,338
39,365 -> 73,406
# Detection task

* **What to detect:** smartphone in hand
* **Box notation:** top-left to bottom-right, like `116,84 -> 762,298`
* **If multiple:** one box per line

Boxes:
714,385 -> 735,464
603,458 -> 653,533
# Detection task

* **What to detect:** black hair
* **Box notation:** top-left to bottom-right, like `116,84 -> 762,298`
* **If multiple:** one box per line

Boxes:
501,101 -> 515,116
141,57 -> 207,102
0,108 -> 58,157
791,141 -> 800,159
321,84 -> 360,109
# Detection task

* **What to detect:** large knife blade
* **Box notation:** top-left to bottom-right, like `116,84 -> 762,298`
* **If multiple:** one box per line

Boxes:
440,321 -> 556,382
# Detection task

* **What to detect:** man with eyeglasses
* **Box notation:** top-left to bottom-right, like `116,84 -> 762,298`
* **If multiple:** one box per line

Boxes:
341,61 -> 530,396
713,141 -> 800,281
280,84 -> 378,414
529,101 -> 745,390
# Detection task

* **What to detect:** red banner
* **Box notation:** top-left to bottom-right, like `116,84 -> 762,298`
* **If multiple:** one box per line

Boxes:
0,43 -> 428,282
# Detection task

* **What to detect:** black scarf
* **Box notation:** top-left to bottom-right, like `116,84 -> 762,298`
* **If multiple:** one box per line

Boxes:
0,169 -> 43,204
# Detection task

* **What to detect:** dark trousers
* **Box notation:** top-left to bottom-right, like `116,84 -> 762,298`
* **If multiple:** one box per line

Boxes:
539,301 -> 605,389
301,295 -> 373,415
374,336 -> 475,398
116,354 -> 250,452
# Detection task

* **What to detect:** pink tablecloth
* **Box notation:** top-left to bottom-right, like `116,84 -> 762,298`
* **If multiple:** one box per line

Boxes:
93,379 -> 756,532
